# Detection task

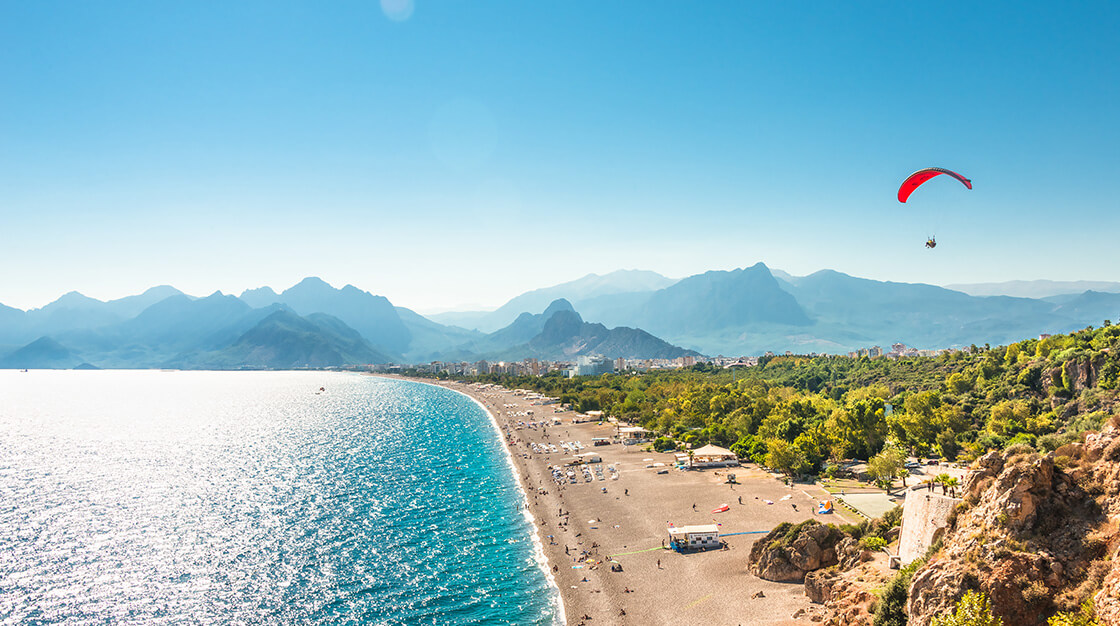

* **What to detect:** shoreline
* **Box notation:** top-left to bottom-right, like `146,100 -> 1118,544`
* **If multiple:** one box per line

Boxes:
413,376 -> 567,626
391,375 -> 850,625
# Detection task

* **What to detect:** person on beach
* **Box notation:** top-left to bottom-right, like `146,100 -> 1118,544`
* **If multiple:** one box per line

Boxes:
657,558 -> 661,569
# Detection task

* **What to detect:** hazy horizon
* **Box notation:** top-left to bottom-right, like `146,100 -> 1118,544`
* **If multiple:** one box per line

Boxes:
6,265 -> 1120,316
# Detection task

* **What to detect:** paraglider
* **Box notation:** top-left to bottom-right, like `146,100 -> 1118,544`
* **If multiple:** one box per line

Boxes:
898,167 -> 971,248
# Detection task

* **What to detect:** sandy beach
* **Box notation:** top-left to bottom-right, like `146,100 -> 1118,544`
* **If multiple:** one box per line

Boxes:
401,377 -> 857,625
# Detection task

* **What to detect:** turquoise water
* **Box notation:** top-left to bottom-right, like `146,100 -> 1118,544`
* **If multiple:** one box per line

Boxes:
0,371 -> 559,625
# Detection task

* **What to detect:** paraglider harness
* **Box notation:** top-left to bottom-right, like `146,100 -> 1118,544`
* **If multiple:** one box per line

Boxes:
925,237 -> 937,249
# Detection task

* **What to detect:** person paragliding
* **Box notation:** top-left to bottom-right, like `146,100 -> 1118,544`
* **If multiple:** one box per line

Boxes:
898,167 -> 971,249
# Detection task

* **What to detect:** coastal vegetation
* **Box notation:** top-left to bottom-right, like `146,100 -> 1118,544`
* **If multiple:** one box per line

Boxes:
931,591 -> 1002,626
429,323 -> 1120,473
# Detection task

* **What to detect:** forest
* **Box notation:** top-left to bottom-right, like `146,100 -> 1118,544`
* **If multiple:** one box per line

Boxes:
417,323 -> 1120,477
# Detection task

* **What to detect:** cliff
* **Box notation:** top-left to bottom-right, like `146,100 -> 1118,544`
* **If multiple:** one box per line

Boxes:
904,422 -> 1120,625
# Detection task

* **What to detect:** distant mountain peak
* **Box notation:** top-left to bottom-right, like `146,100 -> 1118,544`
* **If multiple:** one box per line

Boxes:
139,285 -> 180,296
59,291 -> 88,298
0,335 -> 85,369
44,291 -> 103,309
292,276 -> 333,289
272,276 -> 411,353
542,298 -> 575,317
239,286 -> 280,309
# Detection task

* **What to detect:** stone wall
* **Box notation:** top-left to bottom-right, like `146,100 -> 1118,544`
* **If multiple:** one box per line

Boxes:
898,488 -> 960,565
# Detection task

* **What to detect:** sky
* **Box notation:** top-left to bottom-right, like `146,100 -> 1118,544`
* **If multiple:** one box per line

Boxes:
2,1 -> 1118,312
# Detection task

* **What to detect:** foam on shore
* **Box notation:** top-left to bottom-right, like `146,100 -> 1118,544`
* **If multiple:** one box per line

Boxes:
408,379 -> 566,626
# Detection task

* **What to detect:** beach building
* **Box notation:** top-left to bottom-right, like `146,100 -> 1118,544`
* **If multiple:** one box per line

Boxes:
668,524 -> 721,551
839,460 -> 871,481
690,444 -> 739,468
618,426 -> 651,444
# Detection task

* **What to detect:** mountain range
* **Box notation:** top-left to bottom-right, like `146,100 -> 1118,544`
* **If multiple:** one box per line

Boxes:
3,266 -> 1120,369
429,270 -> 678,333
0,277 -> 697,369
944,279 -> 1120,299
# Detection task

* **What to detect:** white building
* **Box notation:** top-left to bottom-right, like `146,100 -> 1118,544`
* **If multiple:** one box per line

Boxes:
574,355 -> 614,376
668,524 -> 721,551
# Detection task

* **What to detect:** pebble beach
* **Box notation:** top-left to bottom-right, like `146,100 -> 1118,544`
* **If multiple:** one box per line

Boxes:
419,378 -> 858,626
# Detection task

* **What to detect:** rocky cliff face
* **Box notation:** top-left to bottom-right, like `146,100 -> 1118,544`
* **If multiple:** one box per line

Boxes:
804,561 -> 891,625
748,521 -> 845,583
747,520 -> 871,584
905,422 -> 1120,626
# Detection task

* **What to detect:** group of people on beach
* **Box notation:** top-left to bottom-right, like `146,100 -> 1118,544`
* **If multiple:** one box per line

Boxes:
486,387 -> 643,624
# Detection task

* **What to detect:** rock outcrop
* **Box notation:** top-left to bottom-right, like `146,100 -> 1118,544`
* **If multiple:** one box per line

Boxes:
804,561 -> 890,626
904,424 -> 1120,626
747,521 -> 845,583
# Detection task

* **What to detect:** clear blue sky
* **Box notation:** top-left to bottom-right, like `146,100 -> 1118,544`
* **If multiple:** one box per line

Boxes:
2,1 -> 1118,311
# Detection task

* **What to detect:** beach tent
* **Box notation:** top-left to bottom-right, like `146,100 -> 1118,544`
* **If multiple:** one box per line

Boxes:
712,503 -> 730,514
690,444 -> 739,467
818,500 -> 834,514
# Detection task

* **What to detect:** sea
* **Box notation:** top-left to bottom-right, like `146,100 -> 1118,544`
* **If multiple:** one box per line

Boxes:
0,370 -> 560,625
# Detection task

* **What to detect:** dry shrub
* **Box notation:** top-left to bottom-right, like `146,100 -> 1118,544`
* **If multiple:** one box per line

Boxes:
1055,442 -> 1085,461
1022,579 -> 1051,607
1055,558 -> 1112,611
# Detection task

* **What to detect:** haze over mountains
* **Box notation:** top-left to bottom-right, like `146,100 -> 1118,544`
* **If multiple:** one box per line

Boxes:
430,270 -> 678,333
0,277 -> 697,369
2,266 -> 1119,369
437,266 -> 1120,356
944,279 -> 1120,299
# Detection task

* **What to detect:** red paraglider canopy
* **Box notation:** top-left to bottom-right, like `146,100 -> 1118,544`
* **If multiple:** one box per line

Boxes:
897,167 -> 972,203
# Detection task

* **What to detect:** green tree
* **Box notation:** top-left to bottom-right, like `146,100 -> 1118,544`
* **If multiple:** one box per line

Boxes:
943,476 -> 959,497
829,397 -> 886,459
937,428 -> 962,460
987,400 -> 1033,437
932,591 -> 1003,626
947,372 -> 974,394
730,434 -> 767,464
875,557 -> 924,626
935,473 -> 951,493
764,438 -> 808,475
1049,600 -> 1101,626
868,446 -> 908,493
